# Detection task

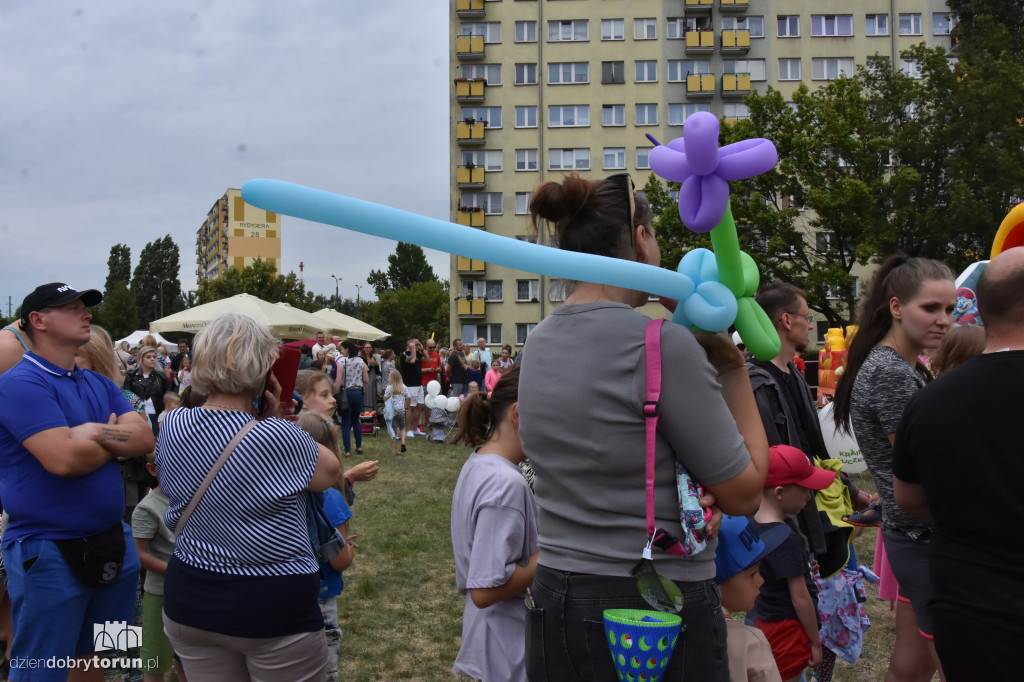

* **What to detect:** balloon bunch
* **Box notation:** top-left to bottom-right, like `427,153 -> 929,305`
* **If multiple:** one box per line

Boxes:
424,380 -> 462,412
648,111 -> 781,359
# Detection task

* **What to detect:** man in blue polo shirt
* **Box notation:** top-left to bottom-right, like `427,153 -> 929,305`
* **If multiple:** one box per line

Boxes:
0,282 -> 155,682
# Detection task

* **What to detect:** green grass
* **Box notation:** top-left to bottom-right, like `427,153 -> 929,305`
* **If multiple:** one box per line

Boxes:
332,444 -> 909,681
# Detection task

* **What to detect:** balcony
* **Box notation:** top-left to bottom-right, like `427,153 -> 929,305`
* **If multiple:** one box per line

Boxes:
456,35 -> 484,60
456,121 -> 486,146
684,0 -> 713,15
685,31 -> 715,53
456,165 -> 485,188
455,0 -> 484,19
457,298 -> 487,317
721,72 -> 752,97
720,29 -> 751,53
686,73 -> 716,97
454,78 -> 486,102
719,0 -> 749,13
457,256 -> 486,275
457,207 -> 486,228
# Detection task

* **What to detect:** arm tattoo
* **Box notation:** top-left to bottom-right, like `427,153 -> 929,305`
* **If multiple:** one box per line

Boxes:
99,428 -> 131,443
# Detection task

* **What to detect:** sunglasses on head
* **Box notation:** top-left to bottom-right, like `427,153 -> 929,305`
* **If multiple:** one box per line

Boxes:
605,173 -> 637,245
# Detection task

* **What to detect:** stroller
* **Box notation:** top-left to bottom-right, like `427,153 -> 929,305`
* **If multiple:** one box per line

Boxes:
428,405 -> 458,443
359,410 -> 380,437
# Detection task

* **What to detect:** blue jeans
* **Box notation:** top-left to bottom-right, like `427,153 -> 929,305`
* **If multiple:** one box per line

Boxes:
527,565 -> 728,682
340,388 -> 364,453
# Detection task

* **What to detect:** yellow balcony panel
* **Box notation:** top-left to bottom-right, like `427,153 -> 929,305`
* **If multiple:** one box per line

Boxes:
456,165 -> 486,188
456,257 -> 487,274
721,73 -> 751,97
685,31 -> 715,52
457,209 -> 486,228
685,0 -> 713,13
456,35 -> 485,60
719,0 -> 750,13
454,78 -> 486,102
457,298 -> 487,317
720,29 -> 751,52
456,121 -> 486,146
686,74 -> 716,97
455,0 -> 484,18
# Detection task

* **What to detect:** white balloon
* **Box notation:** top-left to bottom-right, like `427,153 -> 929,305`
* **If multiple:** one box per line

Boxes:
424,395 -> 435,409
447,396 -> 461,411
818,402 -> 866,474
426,380 -> 441,397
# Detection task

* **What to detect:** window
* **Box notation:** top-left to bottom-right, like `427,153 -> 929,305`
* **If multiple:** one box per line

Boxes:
825,277 -> 860,300
636,147 -> 652,170
666,17 -> 686,39
461,280 -> 504,302
460,64 -> 502,85
461,149 -> 502,171
548,148 -> 590,170
548,19 -> 588,41
461,106 -> 502,128
515,323 -> 538,345
811,15 -> 853,36
899,13 -> 922,35
460,22 -> 502,43
724,59 -> 766,81
515,63 -> 537,85
635,104 -> 658,126
815,232 -> 854,255
460,192 -> 503,215
723,16 -> 764,38
549,62 -> 589,84
515,193 -> 531,215
548,279 -> 567,302
461,323 -> 502,345
812,58 -> 855,80
866,14 -> 889,36
724,103 -> 750,120
778,58 -> 801,80
932,13 -> 953,35
515,149 -> 538,171
634,18 -> 657,40
515,20 -> 537,42
635,61 -> 657,82
602,104 -> 625,126
601,19 -> 624,41
548,105 -> 589,127
777,15 -> 799,37
602,61 -> 625,84
900,58 -> 923,79
516,280 -> 540,302
668,59 -> 710,82
668,103 -> 710,126
604,147 -> 626,169
515,105 -> 537,128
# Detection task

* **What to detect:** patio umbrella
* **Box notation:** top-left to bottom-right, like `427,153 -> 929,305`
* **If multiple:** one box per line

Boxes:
149,293 -> 326,340
311,308 -> 389,341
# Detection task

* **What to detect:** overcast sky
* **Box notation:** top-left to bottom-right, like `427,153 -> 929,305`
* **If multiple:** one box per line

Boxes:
0,1 -> 451,316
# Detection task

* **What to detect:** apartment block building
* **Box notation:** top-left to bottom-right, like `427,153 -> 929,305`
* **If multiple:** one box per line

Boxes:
449,0 -> 956,349
196,188 -> 282,282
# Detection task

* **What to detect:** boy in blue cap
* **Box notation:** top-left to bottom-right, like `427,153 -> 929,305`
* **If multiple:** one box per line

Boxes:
716,514 -> 789,682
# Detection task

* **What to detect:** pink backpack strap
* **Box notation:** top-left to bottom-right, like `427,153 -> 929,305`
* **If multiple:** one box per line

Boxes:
644,319 -> 665,539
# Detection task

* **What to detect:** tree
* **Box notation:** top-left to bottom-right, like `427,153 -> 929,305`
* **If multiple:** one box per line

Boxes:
948,1 -> 1024,59
92,281 -> 139,341
367,242 -> 437,298
105,244 -> 131,295
196,259 -> 318,311
312,294 -> 362,317
361,280 -> 449,353
131,236 -> 182,326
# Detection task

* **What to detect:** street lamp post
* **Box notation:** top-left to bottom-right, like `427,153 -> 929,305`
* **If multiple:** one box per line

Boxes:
330,274 -> 341,307
355,284 -> 363,313
158,278 -> 170,319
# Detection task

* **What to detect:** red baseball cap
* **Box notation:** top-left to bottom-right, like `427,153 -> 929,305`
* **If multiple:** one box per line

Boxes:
765,444 -> 836,490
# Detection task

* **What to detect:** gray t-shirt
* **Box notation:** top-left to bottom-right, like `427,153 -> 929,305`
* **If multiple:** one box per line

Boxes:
451,452 -> 538,682
131,487 -> 176,595
518,302 -> 751,582
850,345 -> 931,539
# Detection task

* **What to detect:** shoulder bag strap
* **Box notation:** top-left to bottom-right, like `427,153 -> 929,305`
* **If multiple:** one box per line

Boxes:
643,318 -> 665,540
174,418 -> 259,537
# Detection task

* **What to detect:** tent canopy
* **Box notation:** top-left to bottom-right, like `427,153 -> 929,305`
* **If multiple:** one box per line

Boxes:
115,330 -> 175,348
149,293 -> 328,340
311,308 -> 389,341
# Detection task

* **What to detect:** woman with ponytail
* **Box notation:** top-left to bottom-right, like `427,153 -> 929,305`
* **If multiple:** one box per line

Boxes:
517,173 -> 770,682
450,365 -> 538,682
832,253 -> 955,681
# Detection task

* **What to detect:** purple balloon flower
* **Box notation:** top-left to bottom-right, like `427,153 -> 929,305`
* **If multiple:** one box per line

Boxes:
649,112 -> 778,233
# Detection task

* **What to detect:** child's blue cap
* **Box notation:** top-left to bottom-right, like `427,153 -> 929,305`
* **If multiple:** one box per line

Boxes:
714,515 -> 789,584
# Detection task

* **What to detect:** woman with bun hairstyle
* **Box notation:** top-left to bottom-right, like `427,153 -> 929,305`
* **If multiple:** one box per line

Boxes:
517,173 -> 770,682
832,254 -> 955,681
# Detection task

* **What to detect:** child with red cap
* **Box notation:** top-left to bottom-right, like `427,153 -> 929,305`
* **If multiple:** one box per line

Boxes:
752,445 -> 837,682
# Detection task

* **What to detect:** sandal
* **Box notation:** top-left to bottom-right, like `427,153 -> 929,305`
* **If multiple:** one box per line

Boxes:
356,447 -> 363,454
843,501 -> 881,527
344,451 -> 352,458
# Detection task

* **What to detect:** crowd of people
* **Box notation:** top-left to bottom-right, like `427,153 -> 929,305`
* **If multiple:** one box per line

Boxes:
0,174 -> 1020,682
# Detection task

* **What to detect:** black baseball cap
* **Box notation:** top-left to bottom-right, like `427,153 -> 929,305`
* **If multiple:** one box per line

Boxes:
21,283 -> 103,326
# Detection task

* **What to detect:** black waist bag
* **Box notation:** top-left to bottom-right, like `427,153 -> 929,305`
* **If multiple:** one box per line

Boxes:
55,523 -> 126,587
